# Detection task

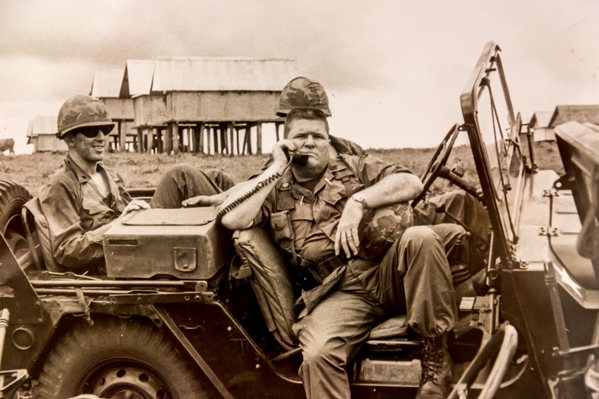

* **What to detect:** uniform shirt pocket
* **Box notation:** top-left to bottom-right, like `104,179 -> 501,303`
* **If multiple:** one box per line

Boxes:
81,195 -> 116,231
270,211 -> 294,242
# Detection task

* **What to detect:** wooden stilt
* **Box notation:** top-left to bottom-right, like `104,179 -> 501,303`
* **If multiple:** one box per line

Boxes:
235,127 -> 240,156
147,128 -> 155,154
228,123 -> 235,156
242,126 -> 249,155
164,125 -> 173,154
247,129 -> 253,155
156,128 -> 162,154
256,123 -> 262,155
137,129 -> 143,153
213,127 -> 219,154
172,123 -> 180,155
198,123 -> 204,154
119,121 -> 127,152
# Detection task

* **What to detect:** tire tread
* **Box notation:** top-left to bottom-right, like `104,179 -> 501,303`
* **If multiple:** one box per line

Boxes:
36,316 -> 207,398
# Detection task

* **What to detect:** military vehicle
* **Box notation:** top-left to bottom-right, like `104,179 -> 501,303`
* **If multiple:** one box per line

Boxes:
0,41 -> 597,398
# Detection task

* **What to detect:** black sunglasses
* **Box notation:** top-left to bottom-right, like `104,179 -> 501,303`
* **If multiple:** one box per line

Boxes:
76,127 -> 110,138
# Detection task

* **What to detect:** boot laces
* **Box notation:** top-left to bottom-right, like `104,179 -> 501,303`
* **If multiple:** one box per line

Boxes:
421,337 -> 445,383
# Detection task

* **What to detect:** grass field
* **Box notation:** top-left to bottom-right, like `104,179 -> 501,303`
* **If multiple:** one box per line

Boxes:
0,141 -> 563,197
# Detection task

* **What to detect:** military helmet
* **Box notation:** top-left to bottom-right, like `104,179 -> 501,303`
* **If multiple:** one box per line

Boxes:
358,203 -> 414,261
56,95 -> 115,138
277,77 -> 332,117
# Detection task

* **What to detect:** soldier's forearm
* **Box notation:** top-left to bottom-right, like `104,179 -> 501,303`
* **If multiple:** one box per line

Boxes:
219,161 -> 287,230
352,173 -> 423,209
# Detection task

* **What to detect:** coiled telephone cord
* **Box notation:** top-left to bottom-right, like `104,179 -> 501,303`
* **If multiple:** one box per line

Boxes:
215,165 -> 287,222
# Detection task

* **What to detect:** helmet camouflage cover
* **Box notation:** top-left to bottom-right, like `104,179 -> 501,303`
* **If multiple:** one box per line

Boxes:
277,76 -> 332,117
358,203 -> 414,261
56,95 -> 115,138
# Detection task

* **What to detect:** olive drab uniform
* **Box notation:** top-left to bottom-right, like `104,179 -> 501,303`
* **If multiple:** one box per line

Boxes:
32,155 -> 132,274
31,163 -> 234,275
235,76 -> 466,398
32,93 -> 237,275
232,135 -> 371,348
260,153 -> 412,314
239,151 -> 460,398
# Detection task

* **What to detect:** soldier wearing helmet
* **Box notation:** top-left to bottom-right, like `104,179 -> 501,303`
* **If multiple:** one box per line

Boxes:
218,77 -> 467,399
276,76 -> 332,117
34,95 -> 234,274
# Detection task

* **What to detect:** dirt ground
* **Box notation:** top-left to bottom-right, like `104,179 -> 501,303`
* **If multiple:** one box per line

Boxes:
0,142 -> 563,197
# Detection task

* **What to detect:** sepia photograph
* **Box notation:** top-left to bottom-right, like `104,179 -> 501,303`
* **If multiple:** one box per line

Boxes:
0,1 -> 597,398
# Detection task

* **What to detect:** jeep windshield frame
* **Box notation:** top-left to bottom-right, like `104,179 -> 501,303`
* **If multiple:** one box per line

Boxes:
460,41 -> 527,269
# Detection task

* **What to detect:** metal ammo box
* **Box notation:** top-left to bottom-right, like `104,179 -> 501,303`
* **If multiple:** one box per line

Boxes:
103,207 -> 233,279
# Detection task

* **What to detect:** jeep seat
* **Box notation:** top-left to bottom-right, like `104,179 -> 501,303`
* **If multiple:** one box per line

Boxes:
22,197 -> 58,271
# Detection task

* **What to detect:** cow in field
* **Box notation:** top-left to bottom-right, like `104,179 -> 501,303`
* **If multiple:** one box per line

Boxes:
0,138 -> 14,155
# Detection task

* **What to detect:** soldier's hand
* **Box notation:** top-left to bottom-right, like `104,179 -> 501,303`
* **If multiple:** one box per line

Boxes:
120,199 -> 150,217
272,139 -> 296,167
182,192 -> 227,207
335,199 -> 364,259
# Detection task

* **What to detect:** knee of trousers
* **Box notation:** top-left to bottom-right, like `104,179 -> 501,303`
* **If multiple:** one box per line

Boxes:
167,163 -> 196,177
235,228 -> 257,247
157,164 -> 195,185
301,336 -> 347,367
234,228 -> 274,256
400,225 -> 441,250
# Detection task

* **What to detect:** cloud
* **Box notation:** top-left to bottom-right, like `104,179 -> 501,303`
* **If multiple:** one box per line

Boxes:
0,0 -> 597,152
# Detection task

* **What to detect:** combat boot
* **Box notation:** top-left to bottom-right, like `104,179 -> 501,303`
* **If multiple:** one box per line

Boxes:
416,334 -> 452,399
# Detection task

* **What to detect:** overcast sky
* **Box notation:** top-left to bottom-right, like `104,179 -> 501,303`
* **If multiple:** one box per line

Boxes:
0,0 -> 597,154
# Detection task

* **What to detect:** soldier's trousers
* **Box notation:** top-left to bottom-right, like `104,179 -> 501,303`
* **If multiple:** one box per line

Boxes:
149,164 -> 235,208
292,224 -> 459,399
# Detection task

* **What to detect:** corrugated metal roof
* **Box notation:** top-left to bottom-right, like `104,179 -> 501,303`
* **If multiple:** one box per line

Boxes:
151,58 -> 299,92
30,116 -> 57,135
121,60 -> 156,97
528,111 -> 553,128
549,104 -> 599,128
90,68 -> 124,98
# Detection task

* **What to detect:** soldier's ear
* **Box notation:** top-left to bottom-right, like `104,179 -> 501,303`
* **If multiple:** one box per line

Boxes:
63,133 -> 76,147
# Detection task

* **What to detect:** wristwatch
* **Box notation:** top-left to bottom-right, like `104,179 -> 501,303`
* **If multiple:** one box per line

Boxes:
350,193 -> 368,208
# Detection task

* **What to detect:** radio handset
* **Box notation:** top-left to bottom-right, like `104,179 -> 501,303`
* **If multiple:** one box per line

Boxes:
284,148 -> 310,166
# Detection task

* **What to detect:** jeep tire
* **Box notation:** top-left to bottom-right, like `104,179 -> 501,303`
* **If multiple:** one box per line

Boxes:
0,180 -> 31,258
36,316 -> 209,399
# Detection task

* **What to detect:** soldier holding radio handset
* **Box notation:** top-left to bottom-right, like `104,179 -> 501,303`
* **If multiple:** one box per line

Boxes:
219,77 -> 462,399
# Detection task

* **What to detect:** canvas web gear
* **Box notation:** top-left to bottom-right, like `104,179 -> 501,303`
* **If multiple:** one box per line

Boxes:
56,95 -> 115,138
277,76 -> 332,117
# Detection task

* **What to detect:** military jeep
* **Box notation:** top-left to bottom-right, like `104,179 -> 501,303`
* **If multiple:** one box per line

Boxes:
0,41 -> 598,399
